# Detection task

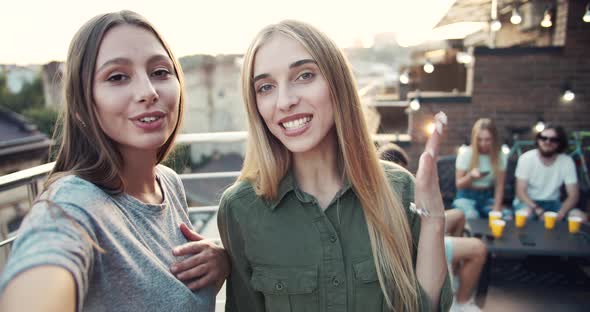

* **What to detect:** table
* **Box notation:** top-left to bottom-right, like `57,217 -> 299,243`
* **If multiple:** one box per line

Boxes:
468,219 -> 590,257
467,219 -> 590,305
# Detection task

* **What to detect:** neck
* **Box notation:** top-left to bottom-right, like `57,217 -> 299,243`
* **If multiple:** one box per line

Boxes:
292,129 -> 343,208
119,147 -> 161,204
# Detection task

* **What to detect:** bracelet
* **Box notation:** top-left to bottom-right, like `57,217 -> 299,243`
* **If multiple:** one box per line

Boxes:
409,202 -> 445,218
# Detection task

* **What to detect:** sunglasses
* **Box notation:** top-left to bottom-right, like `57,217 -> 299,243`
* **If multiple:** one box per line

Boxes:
538,135 -> 559,144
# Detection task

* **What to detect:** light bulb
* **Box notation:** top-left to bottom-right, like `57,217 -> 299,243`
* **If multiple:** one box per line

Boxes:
541,10 -> 552,28
491,19 -> 502,31
502,144 -> 510,155
562,89 -> 575,102
423,61 -> 434,74
399,71 -> 409,84
456,52 -> 473,64
584,5 -> 590,23
426,122 -> 436,134
510,9 -> 522,24
534,121 -> 545,133
410,98 -> 420,111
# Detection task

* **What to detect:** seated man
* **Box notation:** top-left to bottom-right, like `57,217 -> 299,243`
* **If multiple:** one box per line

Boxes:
514,125 -> 580,221
379,143 -> 487,312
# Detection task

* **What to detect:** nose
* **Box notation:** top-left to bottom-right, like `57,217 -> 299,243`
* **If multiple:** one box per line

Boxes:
135,74 -> 159,105
276,85 -> 299,112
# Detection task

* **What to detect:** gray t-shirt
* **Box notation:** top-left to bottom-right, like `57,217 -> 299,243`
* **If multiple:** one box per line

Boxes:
0,165 -> 215,311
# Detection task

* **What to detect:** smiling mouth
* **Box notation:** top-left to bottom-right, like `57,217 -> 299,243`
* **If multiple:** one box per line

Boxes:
138,116 -> 162,123
281,116 -> 312,130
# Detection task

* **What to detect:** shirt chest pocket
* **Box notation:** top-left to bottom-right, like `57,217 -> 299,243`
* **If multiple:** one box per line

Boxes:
353,258 -> 387,312
250,265 -> 319,312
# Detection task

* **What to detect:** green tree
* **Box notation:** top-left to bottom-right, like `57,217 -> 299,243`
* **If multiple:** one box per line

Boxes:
162,144 -> 191,173
22,107 -> 59,138
0,73 -> 45,113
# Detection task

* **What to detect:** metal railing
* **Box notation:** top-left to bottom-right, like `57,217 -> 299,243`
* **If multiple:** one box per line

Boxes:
0,130 -> 413,248
0,132 -> 249,248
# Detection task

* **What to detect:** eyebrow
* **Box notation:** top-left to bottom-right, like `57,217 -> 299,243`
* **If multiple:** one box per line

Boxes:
252,58 -> 318,83
95,54 -> 172,74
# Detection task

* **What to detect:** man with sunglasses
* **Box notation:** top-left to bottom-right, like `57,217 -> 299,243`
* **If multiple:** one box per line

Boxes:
513,125 -> 580,221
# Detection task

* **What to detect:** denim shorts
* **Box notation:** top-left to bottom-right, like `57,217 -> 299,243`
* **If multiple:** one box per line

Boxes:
452,189 -> 495,219
513,199 -> 561,220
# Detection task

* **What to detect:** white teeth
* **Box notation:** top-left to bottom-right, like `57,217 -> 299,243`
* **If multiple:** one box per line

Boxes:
139,116 -> 159,123
281,116 -> 311,130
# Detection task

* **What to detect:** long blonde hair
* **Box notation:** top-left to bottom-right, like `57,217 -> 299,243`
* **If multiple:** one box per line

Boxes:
46,10 -> 185,192
239,20 -> 419,311
469,118 -> 500,177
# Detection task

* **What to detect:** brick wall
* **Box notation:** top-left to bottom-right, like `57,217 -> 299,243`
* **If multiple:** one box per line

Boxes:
401,0 -> 590,173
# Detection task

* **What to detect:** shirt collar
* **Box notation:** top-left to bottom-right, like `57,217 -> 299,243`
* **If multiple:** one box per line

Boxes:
266,170 -> 353,211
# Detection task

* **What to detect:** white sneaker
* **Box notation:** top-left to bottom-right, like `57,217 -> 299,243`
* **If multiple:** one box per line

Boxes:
451,298 -> 481,312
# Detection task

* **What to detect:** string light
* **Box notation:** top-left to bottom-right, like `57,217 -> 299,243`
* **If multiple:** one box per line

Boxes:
399,71 -> 409,84
510,8 -> 522,25
502,144 -> 510,155
456,52 -> 473,64
584,3 -> 590,23
541,8 -> 552,28
491,19 -> 502,31
561,82 -> 575,102
423,60 -> 434,73
410,98 -> 421,111
534,119 -> 546,133
426,122 -> 436,134
563,89 -> 575,102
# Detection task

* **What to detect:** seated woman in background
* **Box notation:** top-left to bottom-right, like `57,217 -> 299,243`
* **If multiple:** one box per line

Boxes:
0,11 -> 228,311
453,118 -> 509,219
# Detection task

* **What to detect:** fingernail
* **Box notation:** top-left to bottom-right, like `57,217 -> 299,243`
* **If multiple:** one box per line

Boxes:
436,112 -> 448,125
436,120 -> 443,135
173,248 -> 180,255
171,265 -> 178,272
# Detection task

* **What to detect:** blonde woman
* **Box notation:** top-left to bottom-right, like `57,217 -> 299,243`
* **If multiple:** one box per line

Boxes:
215,20 -> 451,311
453,118 -> 508,219
0,11 -> 228,311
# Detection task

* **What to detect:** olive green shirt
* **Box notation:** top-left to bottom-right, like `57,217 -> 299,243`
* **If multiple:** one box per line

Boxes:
218,163 -> 452,312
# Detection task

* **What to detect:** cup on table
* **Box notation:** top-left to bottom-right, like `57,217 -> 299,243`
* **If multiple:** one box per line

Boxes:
491,219 -> 506,238
489,211 -> 502,227
515,210 -> 528,228
568,216 -> 582,233
544,211 -> 557,230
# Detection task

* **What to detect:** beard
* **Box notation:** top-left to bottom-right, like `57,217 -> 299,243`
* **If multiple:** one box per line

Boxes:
539,147 -> 558,158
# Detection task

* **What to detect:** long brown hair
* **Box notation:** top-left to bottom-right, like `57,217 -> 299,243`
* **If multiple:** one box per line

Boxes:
469,118 -> 500,176
46,10 -> 185,192
239,20 -> 419,311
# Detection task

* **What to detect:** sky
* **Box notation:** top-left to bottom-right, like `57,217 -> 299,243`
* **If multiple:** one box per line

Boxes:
1,0 -> 458,65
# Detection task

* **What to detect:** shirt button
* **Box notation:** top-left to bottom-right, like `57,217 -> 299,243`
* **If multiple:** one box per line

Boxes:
275,282 -> 284,291
332,277 -> 340,287
329,235 -> 337,243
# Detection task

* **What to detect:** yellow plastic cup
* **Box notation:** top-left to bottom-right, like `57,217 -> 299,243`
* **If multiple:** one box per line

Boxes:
515,210 -> 528,228
544,212 -> 557,230
568,216 -> 582,233
489,211 -> 502,227
491,219 -> 506,238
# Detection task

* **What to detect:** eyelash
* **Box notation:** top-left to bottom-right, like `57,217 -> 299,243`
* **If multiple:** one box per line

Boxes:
152,68 -> 171,78
255,71 -> 315,94
107,73 -> 128,82
297,72 -> 315,81
256,84 -> 273,94
105,68 -> 172,82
